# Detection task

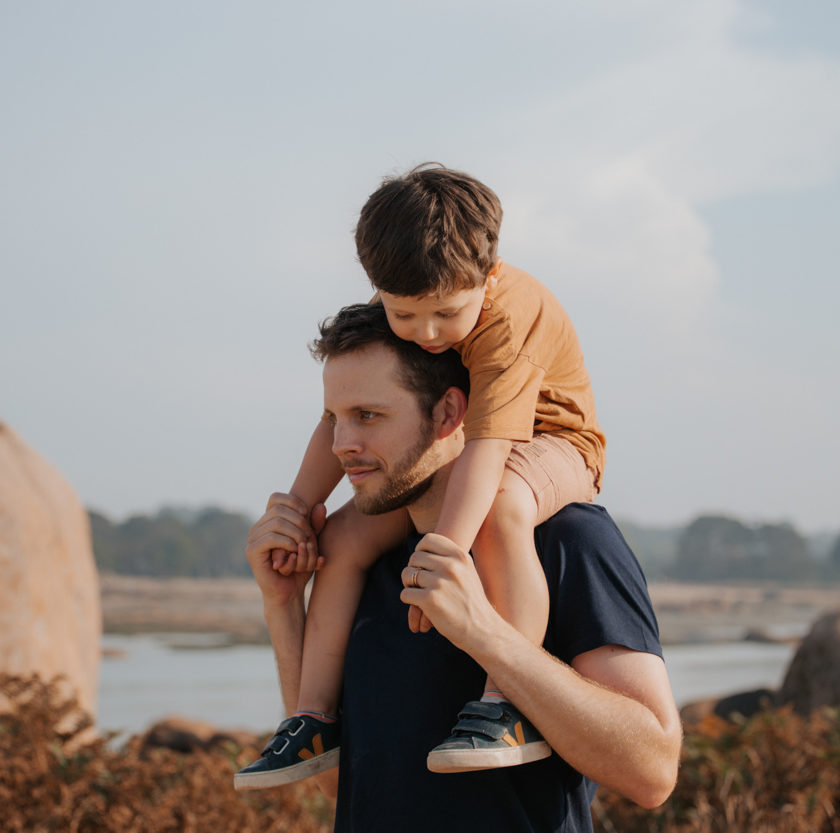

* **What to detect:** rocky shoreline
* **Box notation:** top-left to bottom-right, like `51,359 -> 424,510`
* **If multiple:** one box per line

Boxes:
100,572 -> 840,646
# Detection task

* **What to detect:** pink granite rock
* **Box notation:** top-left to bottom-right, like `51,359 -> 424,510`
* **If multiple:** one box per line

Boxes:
0,423 -> 101,716
779,609 -> 840,715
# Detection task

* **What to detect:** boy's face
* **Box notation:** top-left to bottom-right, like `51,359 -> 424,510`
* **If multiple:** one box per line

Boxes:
379,274 -> 497,353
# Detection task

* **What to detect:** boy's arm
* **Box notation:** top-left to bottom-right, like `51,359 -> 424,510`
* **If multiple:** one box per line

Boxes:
274,418 -> 345,572
431,437 -> 512,551
290,418 -> 345,509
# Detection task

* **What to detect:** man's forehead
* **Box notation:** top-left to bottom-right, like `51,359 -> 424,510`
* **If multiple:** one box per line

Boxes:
322,345 -> 407,404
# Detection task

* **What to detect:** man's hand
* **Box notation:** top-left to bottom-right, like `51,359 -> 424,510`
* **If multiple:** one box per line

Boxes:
246,492 -> 327,606
400,533 -> 497,652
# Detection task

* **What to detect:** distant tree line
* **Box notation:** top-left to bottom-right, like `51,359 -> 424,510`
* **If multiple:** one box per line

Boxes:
89,506 -> 840,583
90,507 -> 254,578
672,517 -> 814,581
623,515 -> 840,583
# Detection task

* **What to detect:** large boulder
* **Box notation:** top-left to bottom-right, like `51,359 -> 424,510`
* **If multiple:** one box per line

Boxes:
778,610 -> 840,715
0,423 -> 101,716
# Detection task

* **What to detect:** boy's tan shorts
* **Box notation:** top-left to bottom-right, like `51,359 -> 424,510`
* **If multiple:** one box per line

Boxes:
505,433 -> 598,525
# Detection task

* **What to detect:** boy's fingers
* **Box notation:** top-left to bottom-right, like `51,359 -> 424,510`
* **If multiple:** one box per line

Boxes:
294,541 -> 319,573
407,603 -> 422,633
275,552 -> 297,576
310,502 -> 328,536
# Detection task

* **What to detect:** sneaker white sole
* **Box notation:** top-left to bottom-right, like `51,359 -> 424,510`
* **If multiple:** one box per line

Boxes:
427,740 -> 551,773
233,747 -> 340,791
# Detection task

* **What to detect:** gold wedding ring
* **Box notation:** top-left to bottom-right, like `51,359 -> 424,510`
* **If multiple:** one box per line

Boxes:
410,566 -> 422,588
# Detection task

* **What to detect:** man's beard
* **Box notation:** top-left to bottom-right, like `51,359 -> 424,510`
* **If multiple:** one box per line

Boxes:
350,422 -> 438,515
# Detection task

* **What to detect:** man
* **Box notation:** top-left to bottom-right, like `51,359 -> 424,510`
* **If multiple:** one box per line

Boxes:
242,302 -> 681,832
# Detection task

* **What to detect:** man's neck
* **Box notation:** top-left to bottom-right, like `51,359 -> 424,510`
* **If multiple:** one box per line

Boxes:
405,457 -> 455,535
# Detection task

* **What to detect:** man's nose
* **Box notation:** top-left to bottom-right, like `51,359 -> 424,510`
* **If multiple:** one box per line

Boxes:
331,422 -> 362,457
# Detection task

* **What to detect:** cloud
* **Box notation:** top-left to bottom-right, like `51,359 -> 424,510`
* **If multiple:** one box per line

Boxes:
483,0 -> 840,336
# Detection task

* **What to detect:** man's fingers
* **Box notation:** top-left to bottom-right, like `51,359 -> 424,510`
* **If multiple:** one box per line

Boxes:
246,530 -> 298,564
418,612 -> 433,633
407,603 -> 423,633
248,513 -> 312,554
265,491 -> 309,517
414,532 -> 464,559
254,499 -> 315,542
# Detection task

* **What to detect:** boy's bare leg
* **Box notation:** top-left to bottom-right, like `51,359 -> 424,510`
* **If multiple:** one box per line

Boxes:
296,500 -> 410,716
425,469 -> 550,774
470,468 -> 547,697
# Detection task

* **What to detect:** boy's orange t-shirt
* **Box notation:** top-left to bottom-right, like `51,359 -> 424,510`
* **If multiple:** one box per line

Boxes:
454,263 -> 606,490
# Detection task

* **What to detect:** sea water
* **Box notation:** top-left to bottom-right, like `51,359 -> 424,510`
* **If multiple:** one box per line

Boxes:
97,632 -> 796,739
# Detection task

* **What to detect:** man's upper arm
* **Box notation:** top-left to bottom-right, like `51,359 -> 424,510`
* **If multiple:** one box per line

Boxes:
572,644 -> 679,730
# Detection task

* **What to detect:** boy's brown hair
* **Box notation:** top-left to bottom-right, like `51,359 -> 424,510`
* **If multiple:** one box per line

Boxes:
355,163 -> 503,296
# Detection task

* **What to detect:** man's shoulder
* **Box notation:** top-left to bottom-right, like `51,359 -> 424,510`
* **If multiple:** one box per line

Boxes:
535,503 -> 662,662
534,503 -> 652,608
536,502 -> 623,548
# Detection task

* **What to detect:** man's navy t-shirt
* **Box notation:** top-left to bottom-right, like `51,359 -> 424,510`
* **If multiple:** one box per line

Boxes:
335,503 -> 663,833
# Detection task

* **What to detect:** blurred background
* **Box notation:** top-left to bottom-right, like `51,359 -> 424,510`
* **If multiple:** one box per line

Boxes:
2,0 -> 840,743
3,0 -> 838,534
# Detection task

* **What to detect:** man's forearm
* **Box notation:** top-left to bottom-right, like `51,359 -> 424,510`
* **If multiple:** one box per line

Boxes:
401,535 -> 681,808
467,617 -> 681,808
264,596 -> 307,716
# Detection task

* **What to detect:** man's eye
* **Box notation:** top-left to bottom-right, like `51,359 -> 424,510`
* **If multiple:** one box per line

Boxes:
359,411 -> 376,421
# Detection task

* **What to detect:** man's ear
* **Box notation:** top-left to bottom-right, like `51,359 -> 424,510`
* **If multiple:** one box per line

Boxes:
433,387 -> 467,438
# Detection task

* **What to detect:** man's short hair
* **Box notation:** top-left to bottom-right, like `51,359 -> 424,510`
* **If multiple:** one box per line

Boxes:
354,163 -> 502,297
311,302 -> 469,417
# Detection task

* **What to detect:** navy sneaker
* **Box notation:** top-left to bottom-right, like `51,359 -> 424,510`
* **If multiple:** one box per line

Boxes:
426,700 -> 551,773
233,713 -> 340,790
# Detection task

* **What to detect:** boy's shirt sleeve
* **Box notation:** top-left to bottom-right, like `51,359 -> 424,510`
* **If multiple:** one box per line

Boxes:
456,312 -> 545,443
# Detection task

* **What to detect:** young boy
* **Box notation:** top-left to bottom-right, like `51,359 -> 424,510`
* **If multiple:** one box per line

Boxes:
234,164 -> 605,790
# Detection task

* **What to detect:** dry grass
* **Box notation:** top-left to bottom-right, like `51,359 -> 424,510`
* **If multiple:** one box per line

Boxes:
594,707 -> 840,833
4,673 -> 840,832
0,674 -> 333,833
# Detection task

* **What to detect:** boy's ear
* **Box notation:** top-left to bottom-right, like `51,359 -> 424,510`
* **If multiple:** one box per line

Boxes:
433,387 -> 468,438
485,258 -> 502,291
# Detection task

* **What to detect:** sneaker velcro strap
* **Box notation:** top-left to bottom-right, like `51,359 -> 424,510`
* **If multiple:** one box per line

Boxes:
261,716 -> 306,755
456,701 -> 507,721
450,716 -> 512,742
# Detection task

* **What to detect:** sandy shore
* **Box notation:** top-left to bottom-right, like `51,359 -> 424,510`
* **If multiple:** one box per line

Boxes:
101,573 -> 840,646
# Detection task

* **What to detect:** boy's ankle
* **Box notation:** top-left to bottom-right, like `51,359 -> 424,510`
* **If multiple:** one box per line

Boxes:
480,690 -> 506,705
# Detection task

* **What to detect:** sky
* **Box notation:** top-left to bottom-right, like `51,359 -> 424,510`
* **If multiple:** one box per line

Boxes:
2,0 -> 838,534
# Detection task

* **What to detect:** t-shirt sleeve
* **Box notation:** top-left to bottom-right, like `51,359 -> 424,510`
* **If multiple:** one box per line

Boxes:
462,356 -> 545,442
459,316 -> 545,442
535,504 -> 663,665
